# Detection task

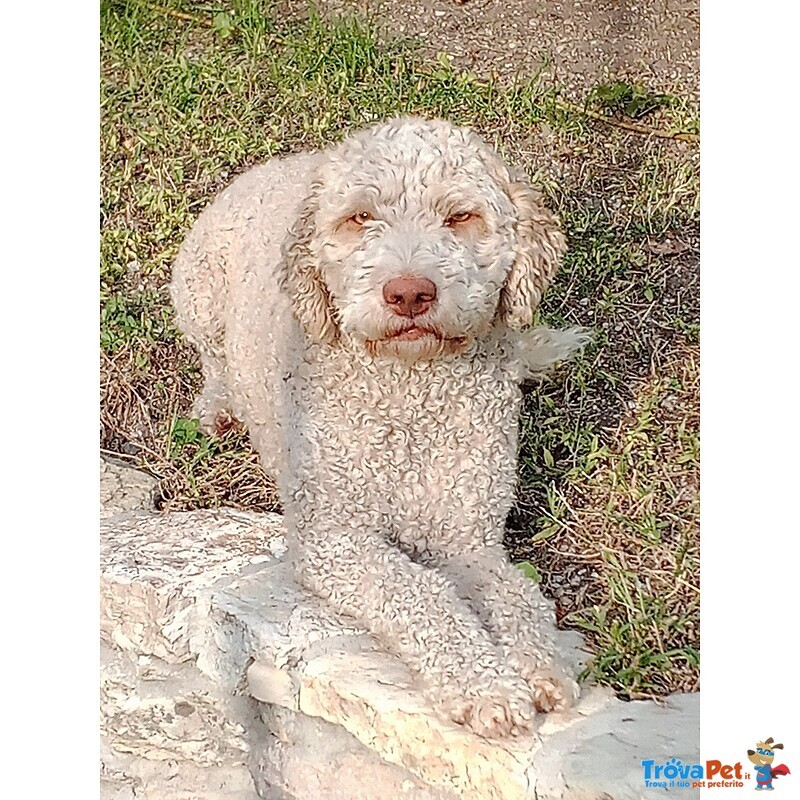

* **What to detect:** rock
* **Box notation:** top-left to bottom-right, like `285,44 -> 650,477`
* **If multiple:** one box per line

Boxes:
530,692 -> 701,799
100,508 -> 700,799
253,705 -> 460,800
100,508 -> 285,663
100,509 -> 286,799
100,457 -> 159,518
100,645 -> 262,800
101,645 -> 253,767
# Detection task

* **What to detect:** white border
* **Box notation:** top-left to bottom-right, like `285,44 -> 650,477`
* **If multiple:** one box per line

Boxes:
701,0 -> 799,795
3,2 -> 99,797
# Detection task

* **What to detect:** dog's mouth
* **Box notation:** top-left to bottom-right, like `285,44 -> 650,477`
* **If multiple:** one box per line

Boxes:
363,325 -> 469,361
381,325 -> 466,345
388,326 -> 438,342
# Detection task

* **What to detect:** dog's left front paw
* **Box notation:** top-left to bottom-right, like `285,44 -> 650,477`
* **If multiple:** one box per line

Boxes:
431,670 -> 537,738
445,692 -> 536,739
506,652 -> 579,713
527,666 -> 579,713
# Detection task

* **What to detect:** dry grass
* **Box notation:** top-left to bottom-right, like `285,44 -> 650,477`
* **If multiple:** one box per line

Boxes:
100,344 -> 280,511
534,346 -> 699,698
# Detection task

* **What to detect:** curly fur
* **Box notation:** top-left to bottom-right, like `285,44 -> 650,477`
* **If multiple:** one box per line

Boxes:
171,117 -> 589,737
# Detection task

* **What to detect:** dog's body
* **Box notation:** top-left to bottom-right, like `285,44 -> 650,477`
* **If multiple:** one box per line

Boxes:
171,118 -> 587,737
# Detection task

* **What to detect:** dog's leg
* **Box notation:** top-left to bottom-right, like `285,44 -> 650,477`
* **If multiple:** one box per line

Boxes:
289,522 -> 536,738
191,350 -> 234,437
435,545 -> 579,713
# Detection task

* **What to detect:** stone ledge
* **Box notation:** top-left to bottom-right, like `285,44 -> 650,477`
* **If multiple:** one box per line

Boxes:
100,508 -> 285,663
235,560 -> 699,800
100,503 -> 700,800
253,705 -> 460,800
101,644 -> 261,800
100,457 -> 159,519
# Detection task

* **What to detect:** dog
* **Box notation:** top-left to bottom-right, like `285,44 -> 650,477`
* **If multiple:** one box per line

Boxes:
171,117 -> 588,737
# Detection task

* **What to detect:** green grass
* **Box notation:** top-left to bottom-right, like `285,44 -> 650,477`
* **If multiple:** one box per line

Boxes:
100,0 -> 700,699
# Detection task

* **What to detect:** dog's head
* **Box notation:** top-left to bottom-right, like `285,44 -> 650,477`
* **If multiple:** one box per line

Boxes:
747,739 -> 784,767
279,117 -> 565,361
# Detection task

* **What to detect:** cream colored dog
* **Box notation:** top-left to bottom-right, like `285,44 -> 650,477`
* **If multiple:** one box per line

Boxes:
171,117 -> 588,737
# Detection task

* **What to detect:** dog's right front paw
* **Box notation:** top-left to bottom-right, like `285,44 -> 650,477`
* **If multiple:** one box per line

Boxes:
435,679 -> 536,738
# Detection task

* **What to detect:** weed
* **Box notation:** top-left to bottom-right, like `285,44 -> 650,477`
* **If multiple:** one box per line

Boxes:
589,80 -> 674,120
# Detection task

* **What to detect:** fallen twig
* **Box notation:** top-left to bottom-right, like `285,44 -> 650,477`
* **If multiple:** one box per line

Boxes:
556,100 -> 699,143
136,1 -> 212,26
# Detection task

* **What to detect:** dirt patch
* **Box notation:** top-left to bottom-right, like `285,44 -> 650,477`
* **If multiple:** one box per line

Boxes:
286,0 -> 699,101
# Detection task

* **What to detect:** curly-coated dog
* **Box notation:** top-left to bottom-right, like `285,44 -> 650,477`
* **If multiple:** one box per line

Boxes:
171,117 -> 589,738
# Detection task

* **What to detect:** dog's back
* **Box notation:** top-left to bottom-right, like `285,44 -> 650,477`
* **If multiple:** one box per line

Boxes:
170,153 -> 322,474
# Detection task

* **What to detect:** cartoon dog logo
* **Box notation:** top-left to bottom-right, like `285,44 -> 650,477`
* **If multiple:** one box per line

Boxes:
747,738 -> 791,790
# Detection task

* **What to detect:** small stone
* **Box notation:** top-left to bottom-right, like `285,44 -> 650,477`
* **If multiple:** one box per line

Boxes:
100,458 -> 158,519
174,701 -> 195,716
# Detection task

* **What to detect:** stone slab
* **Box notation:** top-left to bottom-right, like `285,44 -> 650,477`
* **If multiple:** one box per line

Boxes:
100,644 -> 263,800
100,508 -> 700,800
100,457 -> 159,518
234,559 -> 699,800
253,705 -> 460,800
100,508 -> 285,662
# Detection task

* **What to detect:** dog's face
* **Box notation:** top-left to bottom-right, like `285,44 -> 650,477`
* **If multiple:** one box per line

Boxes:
747,739 -> 783,767
280,118 -> 565,361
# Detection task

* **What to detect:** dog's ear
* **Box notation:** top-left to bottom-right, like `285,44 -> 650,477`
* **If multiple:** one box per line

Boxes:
497,170 -> 566,330
278,184 -> 338,343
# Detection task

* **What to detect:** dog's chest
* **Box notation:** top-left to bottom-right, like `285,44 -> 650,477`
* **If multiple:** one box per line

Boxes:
298,349 -> 523,516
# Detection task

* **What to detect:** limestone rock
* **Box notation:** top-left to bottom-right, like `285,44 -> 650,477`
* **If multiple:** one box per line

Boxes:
100,508 -> 285,662
100,509 -> 287,800
531,691 -> 701,800
100,457 -> 159,518
235,558 -> 699,800
101,645 -> 253,766
100,508 -> 701,800
100,645 -> 263,799
253,705 -> 460,800
101,741 -> 262,800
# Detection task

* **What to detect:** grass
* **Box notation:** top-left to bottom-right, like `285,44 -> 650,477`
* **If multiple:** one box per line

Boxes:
100,0 -> 700,699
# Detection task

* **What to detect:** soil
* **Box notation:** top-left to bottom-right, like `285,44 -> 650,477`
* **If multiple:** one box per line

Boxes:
284,0 -> 699,102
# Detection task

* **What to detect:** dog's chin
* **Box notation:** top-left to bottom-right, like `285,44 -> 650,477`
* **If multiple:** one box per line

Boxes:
364,326 -> 470,363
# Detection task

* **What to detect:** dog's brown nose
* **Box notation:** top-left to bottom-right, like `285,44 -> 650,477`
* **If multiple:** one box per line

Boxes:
382,276 -> 437,317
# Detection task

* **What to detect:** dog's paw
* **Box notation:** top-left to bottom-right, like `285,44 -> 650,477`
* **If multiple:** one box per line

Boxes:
435,679 -> 536,738
506,652 -> 580,713
210,410 -> 242,438
190,387 -> 239,439
192,404 -> 242,439
527,666 -> 579,713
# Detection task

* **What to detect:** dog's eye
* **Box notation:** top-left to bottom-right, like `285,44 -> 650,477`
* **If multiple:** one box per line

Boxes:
445,211 -> 477,227
341,210 -> 375,233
